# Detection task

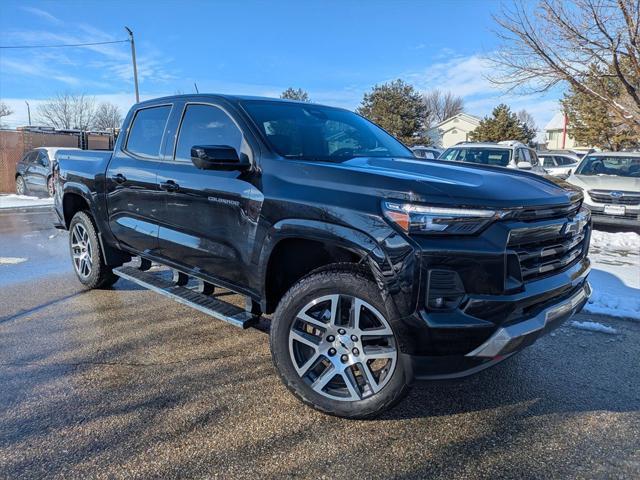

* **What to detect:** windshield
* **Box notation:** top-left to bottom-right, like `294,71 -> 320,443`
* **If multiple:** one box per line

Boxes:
440,147 -> 512,167
576,155 -> 640,177
241,101 -> 413,161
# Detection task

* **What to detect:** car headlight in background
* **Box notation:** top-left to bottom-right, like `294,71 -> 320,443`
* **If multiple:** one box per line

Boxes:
382,201 -> 501,235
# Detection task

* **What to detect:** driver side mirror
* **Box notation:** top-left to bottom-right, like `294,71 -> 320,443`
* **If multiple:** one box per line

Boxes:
190,145 -> 249,171
517,161 -> 532,170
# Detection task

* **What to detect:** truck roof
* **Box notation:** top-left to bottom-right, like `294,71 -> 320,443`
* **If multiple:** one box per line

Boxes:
134,93 -> 319,107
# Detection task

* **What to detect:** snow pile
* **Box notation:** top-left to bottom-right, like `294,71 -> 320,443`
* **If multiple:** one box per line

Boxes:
570,320 -> 617,334
587,229 -> 640,320
0,194 -> 53,209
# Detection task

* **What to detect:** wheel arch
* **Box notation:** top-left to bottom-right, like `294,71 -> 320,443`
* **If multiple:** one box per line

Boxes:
258,219 -> 394,315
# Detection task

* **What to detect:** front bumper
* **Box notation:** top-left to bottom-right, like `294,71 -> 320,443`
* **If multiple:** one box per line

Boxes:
586,205 -> 639,228
466,281 -> 590,358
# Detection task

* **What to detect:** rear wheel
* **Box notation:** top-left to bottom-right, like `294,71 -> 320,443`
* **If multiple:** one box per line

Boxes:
15,176 -> 26,195
69,211 -> 119,289
270,267 -> 411,418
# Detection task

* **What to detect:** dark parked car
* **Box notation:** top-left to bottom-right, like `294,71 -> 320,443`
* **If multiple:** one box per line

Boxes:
53,95 -> 592,418
15,147 -> 79,197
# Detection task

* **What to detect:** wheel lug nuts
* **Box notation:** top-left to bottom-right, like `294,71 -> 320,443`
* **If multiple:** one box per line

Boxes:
328,348 -> 336,356
327,335 -> 335,342
340,354 -> 349,363
352,348 -> 359,356
338,328 -> 346,335
351,335 -> 358,341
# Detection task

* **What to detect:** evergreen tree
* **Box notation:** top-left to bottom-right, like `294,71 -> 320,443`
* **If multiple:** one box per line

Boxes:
356,79 -> 429,146
280,88 -> 311,102
561,65 -> 640,151
469,104 -> 535,144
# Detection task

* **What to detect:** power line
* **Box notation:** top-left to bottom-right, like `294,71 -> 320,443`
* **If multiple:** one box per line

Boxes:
0,39 -> 129,49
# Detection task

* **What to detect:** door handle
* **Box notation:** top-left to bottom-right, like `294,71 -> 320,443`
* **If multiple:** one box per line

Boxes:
112,173 -> 127,184
159,180 -> 179,192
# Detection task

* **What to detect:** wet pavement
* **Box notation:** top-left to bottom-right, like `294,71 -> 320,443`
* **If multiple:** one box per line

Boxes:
0,209 -> 639,479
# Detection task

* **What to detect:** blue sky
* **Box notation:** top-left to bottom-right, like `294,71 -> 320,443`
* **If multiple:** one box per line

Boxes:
0,0 -> 561,130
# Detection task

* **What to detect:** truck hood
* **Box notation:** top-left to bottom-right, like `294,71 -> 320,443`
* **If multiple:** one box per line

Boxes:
302,157 -> 581,208
567,174 -> 640,192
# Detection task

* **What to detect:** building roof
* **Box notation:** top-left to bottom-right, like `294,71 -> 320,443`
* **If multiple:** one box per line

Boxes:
545,112 -> 566,131
431,112 -> 481,130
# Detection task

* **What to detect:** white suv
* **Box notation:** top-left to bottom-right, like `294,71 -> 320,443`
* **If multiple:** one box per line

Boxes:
440,141 -> 547,175
566,152 -> 640,228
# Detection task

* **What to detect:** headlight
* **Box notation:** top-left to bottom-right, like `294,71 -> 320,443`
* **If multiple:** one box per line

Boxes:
382,201 -> 501,235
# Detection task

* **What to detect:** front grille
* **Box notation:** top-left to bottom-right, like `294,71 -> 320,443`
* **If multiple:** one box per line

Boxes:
507,214 -> 588,282
510,201 -> 581,221
588,190 -> 640,205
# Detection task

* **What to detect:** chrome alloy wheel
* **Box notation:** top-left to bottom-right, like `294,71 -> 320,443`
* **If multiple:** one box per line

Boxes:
288,294 -> 397,401
71,223 -> 93,278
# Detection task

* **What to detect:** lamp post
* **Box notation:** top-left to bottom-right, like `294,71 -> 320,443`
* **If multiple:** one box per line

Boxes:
124,26 -> 140,103
25,101 -> 31,126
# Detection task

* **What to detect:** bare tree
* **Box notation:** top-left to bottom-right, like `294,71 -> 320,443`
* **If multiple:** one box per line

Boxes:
92,102 -> 123,131
489,0 -> 640,130
423,90 -> 464,126
0,101 -> 13,127
36,93 -> 96,130
517,109 -> 537,132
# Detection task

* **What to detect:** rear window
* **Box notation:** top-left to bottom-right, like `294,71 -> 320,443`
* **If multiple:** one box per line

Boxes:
125,105 -> 172,159
441,147 -> 511,167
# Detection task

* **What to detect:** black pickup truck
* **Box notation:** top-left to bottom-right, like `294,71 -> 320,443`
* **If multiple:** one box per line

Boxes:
54,94 -> 592,418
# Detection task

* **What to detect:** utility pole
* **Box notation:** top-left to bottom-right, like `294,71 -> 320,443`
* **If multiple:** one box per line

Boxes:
124,26 -> 140,103
25,101 -> 31,126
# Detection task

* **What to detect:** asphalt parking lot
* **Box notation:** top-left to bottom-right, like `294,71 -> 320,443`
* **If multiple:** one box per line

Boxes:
1,209 -> 639,479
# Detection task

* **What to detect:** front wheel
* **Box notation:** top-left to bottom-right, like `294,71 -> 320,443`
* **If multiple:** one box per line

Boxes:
270,267 -> 412,419
15,176 -> 27,195
68,211 -> 119,289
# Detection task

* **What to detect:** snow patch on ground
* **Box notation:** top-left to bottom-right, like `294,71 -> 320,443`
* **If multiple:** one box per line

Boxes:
0,194 -> 53,209
570,321 -> 618,334
587,229 -> 640,320
0,257 -> 28,265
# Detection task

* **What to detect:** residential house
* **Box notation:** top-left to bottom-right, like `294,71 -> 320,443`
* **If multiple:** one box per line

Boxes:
426,113 -> 481,148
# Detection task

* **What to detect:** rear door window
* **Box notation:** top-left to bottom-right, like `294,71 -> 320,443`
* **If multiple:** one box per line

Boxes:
125,105 -> 172,159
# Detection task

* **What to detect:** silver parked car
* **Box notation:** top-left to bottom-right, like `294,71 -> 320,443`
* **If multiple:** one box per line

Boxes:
411,146 -> 443,160
566,152 -> 640,228
440,141 -> 547,175
538,153 -> 580,179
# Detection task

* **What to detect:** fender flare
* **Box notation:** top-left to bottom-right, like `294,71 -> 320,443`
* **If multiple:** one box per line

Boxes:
257,218 -> 401,310
61,182 -> 98,226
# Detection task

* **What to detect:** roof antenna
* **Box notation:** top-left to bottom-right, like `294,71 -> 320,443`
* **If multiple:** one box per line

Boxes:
194,82 -> 199,93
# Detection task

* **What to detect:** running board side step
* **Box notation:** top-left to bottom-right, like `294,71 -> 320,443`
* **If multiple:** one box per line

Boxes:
113,266 -> 259,329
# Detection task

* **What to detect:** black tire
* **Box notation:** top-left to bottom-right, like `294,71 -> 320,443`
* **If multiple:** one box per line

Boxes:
15,175 -> 27,195
68,211 -> 119,289
270,265 -> 412,419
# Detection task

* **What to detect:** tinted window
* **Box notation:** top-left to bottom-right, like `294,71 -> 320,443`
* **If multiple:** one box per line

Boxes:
242,101 -> 412,161
441,147 -> 511,166
521,149 -> 532,162
559,156 -> 576,166
126,106 -> 171,159
38,151 -> 49,166
24,151 -> 38,164
540,156 -> 555,167
174,104 -> 245,162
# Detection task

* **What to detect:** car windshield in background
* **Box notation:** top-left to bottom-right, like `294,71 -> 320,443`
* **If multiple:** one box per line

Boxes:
241,101 -> 413,161
440,147 -> 512,167
576,155 -> 640,177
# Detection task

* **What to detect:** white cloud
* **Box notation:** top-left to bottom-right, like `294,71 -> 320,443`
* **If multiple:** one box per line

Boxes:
21,6 -> 62,24
404,53 -> 563,134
